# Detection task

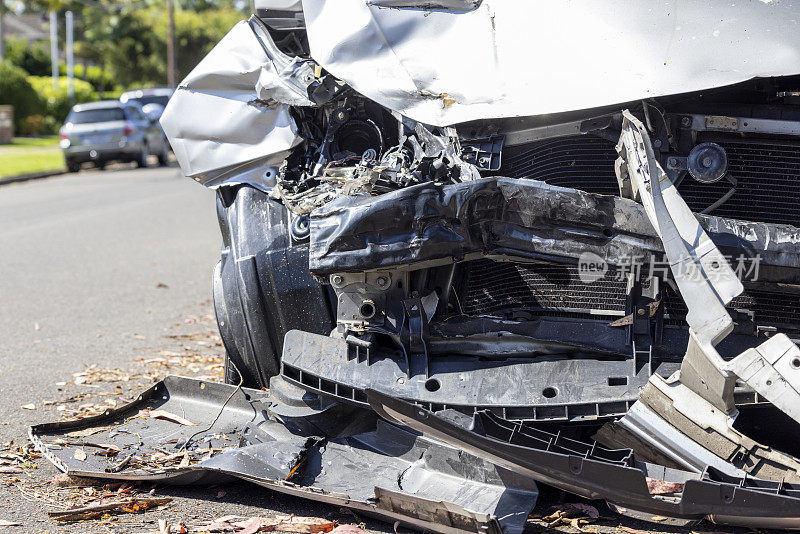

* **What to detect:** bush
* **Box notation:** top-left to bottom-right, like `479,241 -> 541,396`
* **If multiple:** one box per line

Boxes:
28,76 -> 98,126
5,37 -> 52,77
59,63 -> 116,93
18,115 -> 49,136
0,62 -> 45,132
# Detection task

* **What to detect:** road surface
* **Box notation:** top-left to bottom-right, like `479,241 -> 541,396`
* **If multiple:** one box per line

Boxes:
0,164 -> 391,532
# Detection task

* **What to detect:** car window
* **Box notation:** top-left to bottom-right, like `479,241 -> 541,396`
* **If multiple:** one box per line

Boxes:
128,95 -> 170,107
125,107 -> 146,121
67,108 -> 125,124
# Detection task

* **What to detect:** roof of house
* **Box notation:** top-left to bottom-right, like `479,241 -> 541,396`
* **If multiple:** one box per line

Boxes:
4,13 -> 49,41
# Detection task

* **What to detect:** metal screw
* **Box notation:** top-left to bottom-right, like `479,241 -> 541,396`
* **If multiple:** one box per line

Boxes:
653,139 -> 662,148
668,157 -> 677,166
331,275 -> 343,285
702,156 -> 713,168
681,116 -> 692,127
637,308 -> 645,316
376,276 -> 388,288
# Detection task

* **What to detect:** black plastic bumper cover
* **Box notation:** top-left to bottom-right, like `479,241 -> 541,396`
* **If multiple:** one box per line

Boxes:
366,388 -> 800,529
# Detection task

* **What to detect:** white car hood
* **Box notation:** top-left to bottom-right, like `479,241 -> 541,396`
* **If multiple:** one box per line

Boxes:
303,0 -> 800,127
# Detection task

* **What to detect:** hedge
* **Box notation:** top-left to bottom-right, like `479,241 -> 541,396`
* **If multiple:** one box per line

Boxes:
28,76 -> 98,128
0,61 -> 43,132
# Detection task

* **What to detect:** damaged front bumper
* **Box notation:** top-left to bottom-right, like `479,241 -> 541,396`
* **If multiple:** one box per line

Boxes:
29,375 -> 800,533
34,2 -> 800,532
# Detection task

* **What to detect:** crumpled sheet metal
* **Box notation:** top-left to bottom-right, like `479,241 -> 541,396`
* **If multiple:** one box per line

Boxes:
30,376 -> 539,534
307,175 -> 800,277
302,0 -> 800,127
160,18 -> 304,189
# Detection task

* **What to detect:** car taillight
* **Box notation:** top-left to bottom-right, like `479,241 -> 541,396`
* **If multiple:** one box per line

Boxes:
123,123 -> 134,136
60,133 -> 68,141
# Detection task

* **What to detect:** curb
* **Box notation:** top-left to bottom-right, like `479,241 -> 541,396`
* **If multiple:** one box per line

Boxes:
0,168 -> 68,187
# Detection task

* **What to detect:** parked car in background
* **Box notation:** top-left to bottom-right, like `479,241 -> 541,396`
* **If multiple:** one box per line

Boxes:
59,100 -> 170,172
119,88 -> 173,119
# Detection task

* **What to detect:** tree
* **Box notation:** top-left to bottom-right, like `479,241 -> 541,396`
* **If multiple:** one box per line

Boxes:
5,36 -> 51,75
96,5 -> 241,87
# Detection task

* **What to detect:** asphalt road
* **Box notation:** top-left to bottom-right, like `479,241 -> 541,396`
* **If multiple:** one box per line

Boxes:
0,164 -> 731,534
0,164 -> 393,533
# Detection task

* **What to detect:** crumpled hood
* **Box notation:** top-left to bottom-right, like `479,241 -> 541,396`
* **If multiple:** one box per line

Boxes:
302,0 -> 800,127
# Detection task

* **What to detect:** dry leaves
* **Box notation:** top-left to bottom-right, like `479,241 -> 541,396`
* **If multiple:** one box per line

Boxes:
537,503 -> 601,532
48,497 -> 172,521
199,515 -> 336,533
138,409 -> 196,426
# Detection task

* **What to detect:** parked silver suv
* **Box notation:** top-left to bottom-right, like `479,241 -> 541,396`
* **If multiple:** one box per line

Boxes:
59,100 -> 169,172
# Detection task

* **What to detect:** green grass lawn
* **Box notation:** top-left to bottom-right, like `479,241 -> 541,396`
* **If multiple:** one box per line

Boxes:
0,136 -> 65,179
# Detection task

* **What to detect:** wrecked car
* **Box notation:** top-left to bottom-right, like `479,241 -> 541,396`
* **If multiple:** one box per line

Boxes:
31,1 -> 800,532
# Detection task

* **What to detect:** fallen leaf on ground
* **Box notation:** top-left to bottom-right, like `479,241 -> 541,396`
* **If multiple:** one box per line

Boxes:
49,473 -> 95,487
48,497 -> 172,521
646,477 -> 684,495
138,409 -> 196,426
203,515 -> 335,534
330,526 -> 369,534
0,467 -> 23,474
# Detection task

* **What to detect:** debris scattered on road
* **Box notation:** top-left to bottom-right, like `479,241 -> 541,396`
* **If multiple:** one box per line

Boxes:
20,404 -> 35,410
0,519 -> 21,527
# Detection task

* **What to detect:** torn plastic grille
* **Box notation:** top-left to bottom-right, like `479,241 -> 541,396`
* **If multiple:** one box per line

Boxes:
501,135 -> 800,227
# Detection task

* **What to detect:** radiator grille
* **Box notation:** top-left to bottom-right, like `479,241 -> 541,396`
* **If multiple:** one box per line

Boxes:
463,260 -> 800,330
677,140 -> 800,226
500,136 -> 620,196
462,259 -> 627,317
500,135 -> 800,226
664,286 -> 800,329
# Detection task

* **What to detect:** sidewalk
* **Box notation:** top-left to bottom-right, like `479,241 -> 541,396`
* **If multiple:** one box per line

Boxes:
0,136 -> 66,185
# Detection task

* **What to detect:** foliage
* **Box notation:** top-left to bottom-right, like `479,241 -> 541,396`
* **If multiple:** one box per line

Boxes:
18,114 -> 50,136
28,76 -> 98,126
86,6 -> 242,87
5,37 -> 52,76
0,61 -> 44,132
58,63 -> 117,93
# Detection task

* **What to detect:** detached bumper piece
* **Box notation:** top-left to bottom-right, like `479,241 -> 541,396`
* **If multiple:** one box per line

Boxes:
30,376 -> 538,534
367,389 -> 800,530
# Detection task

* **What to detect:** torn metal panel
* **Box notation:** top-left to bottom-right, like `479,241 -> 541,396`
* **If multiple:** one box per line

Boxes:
30,376 -> 538,534
616,110 -> 743,344
160,17 -> 316,190
302,1 -> 800,127
367,390 -> 800,529
596,376 -> 800,482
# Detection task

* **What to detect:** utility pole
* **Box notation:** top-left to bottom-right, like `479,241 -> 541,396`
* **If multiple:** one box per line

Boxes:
0,0 -> 6,61
50,11 -> 59,88
166,0 -> 175,88
66,10 -> 74,103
